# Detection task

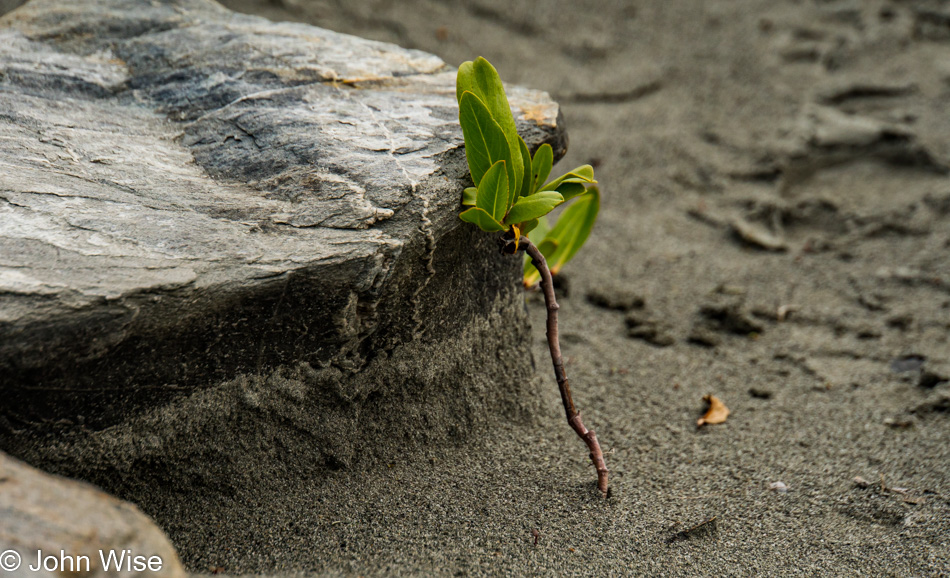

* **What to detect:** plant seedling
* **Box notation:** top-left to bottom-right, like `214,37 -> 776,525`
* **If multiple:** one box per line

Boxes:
456,57 -> 608,497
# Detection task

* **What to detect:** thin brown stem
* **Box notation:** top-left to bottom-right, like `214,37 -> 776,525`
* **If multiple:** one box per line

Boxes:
516,237 -> 608,497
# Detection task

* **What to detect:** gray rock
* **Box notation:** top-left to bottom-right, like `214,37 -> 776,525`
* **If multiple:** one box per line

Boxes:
0,1 -> 24,17
0,451 -> 186,578
0,0 -> 564,531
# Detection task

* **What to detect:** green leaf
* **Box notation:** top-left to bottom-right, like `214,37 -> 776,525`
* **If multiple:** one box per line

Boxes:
459,206 -> 507,232
538,238 -> 558,257
521,218 -> 539,235
544,185 -> 600,274
476,159 -> 509,222
565,164 -> 596,182
462,187 -> 477,206
528,215 -> 551,244
504,191 -> 564,225
458,91 -> 513,190
463,58 -> 523,203
523,187 -> 600,287
471,59 -> 522,149
539,164 -> 596,192
456,61 -> 475,103
555,181 -> 587,201
531,144 -> 553,194
517,136 -> 533,201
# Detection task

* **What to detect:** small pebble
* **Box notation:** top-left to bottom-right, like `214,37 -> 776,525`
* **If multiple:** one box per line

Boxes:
749,387 -> 773,399
890,355 -> 925,373
769,481 -> 788,493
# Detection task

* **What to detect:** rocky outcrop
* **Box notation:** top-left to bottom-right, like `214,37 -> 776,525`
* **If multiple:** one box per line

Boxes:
0,0 -> 563,528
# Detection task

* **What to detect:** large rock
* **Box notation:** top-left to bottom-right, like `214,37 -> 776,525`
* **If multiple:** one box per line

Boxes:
0,0 -> 564,526
0,451 -> 186,578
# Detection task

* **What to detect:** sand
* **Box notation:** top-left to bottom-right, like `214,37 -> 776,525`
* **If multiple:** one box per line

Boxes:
187,1 -> 950,574
14,0 -> 949,574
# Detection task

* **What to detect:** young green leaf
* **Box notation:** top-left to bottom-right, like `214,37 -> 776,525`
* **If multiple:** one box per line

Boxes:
476,159 -> 510,222
470,58 -> 514,126
543,185 -> 600,274
462,187 -> 477,206
537,237 -> 558,259
565,164 -> 596,182
459,206 -> 507,232
517,136 -> 533,200
459,91 -> 513,190
465,58 -> 523,204
539,164 -> 596,192
531,144 -> 553,193
504,191 -> 564,225
555,181 -> 587,201
529,215 -> 551,244
456,61 -> 476,103
521,218 -> 540,235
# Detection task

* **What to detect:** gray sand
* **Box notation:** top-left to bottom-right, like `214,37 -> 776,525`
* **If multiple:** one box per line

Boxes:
15,0 -> 950,574
189,0 -> 950,574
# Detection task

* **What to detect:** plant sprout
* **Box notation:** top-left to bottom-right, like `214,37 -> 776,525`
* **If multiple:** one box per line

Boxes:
456,57 -> 608,496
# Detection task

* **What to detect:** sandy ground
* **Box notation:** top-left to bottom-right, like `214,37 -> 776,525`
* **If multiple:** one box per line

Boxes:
13,0 -> 946,574
182,1 -> 950,575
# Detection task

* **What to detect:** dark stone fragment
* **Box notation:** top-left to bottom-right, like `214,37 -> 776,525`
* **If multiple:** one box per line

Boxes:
891,355 -> 926,373
749,388 -> 773,399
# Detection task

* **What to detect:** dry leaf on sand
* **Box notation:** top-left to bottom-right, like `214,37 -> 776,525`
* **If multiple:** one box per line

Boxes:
697,394 -> 730,427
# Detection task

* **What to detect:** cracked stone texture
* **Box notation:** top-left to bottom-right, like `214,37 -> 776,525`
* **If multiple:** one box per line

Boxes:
0,0 -> 564,517
0,451 -> 186,578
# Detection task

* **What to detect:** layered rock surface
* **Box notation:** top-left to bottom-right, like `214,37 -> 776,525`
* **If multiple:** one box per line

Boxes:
0,0 -> 563,520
